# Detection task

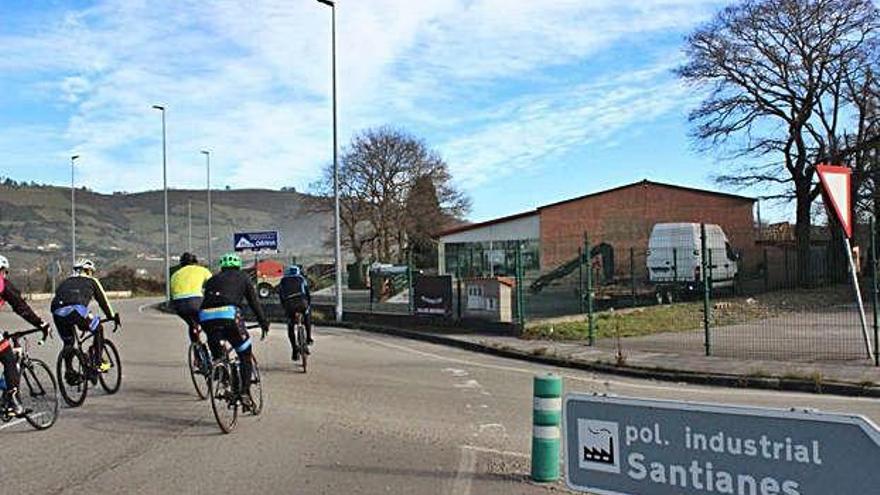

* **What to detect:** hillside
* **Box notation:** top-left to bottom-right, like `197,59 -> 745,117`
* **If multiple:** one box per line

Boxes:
0,183 -> 334,278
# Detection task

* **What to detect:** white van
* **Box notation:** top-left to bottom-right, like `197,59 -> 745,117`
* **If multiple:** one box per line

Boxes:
646,223 -> 739,303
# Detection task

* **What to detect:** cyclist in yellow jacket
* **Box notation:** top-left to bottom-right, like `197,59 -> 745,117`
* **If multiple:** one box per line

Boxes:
170,252 -> 213,344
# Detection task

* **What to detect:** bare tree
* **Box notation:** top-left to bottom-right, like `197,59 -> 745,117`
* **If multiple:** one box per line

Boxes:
678,0 -> 880,285
311,127 -> 470,265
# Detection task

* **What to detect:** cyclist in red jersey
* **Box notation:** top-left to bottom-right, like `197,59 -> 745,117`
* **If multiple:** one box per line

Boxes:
0,255 -> 50,416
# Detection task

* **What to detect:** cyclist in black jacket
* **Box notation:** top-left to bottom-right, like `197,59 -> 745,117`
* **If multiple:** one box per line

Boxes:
278,265 -> 313,361
0,255 -> 50,416
51,259 -> 120,380
199,253 -> 269,409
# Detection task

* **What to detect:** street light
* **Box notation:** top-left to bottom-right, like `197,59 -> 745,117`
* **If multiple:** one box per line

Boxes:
201,150 -> 213,268
152,105 -> 171,302
316,0 -> 343,322
70,154 -> 79,269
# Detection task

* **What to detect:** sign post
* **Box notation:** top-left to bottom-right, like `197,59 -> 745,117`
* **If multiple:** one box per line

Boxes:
816,164 -> 873,361
564,393 -> 880,494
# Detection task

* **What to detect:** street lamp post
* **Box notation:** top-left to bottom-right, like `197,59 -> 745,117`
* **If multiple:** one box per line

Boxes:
316,0 -> 343,322
70,155 -> 79,268
201,150 -> 213,268
187,199 -> 192,252
152,105 -> 171,302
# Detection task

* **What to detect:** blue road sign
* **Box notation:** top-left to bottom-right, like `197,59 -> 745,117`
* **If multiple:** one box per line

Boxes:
564,394 -> 880,495
233,231 -> 279,252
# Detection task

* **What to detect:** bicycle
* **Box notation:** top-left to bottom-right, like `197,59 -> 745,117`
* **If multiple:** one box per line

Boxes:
290,312 -> 308,373
187,324 -> 211,400
207,323 -> 263,434
56,317 -> 122,407
1,326 -> 58,430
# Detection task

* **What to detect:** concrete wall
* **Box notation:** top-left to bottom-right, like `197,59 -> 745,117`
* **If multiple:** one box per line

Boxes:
440,213 -> 539,244
539,182 -> 757,277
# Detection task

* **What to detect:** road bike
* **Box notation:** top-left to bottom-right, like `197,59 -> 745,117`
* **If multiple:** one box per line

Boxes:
1,326 -> 58,430
187,324 -> 211,400
290,312 -> 309,373
56,318 -> 122,407
207,324 -> 263,434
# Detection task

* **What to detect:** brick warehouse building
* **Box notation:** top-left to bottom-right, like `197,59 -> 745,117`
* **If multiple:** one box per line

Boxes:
438,180 -> 757,279
538,180 -> 757,275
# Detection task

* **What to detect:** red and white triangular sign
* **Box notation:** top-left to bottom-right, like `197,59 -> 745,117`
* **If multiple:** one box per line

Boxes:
817,164 -> 852,238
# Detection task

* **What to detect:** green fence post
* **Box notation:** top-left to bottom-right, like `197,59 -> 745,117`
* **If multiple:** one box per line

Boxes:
585,232 -> 595,346
630,247 -> 636,308
673,247 -> 679,283
515,243 -> 525,332
578,247 -> 585,314
701,223 -> 711,356
872,217 -> 879,367
531,373 -> 562,483
407,247 -> 414,315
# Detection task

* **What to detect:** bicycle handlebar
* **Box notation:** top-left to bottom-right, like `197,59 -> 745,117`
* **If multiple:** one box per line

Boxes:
3,326 -> 50,345
100,317 -> 121,332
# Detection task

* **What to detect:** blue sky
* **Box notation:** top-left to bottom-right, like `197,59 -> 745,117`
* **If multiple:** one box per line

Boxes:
0,0 -> 779,223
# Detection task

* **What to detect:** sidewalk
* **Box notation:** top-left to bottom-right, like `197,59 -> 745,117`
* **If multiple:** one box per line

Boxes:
337,321 -> 880,397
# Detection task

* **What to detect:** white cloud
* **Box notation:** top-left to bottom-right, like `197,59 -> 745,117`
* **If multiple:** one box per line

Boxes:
0,0 -> 723,193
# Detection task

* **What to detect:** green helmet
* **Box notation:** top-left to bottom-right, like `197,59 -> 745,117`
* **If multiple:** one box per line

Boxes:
219,253 -> 242,269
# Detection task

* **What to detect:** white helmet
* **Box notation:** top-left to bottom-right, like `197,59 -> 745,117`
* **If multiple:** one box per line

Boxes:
73,258 -> 95,273
0,255 -> 8,271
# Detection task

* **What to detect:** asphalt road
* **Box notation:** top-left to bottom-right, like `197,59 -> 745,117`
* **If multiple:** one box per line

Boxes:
2,298 -> 880,495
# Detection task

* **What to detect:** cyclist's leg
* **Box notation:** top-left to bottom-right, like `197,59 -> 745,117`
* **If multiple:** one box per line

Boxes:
0,338 -> 22,414
227,316 -> 253,395
0,338 -> 19,390
83,313 -> 105,367
304,307 -> 313,344
174,297 -> 202,344
53,313 -> 77,368
201,320 -> 224,361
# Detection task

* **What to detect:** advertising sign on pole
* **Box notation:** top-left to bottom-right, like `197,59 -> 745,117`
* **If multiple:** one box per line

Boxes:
233,231 -> 279,253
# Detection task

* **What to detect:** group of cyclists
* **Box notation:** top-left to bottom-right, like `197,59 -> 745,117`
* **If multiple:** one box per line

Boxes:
0,250 -> 313,419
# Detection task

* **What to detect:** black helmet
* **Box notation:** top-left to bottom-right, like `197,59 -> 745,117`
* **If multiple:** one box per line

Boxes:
180,252 -> 197,266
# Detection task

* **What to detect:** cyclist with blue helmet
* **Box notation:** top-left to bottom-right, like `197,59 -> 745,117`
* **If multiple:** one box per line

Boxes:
278,265 -> 313,361
199,253 -> 269,410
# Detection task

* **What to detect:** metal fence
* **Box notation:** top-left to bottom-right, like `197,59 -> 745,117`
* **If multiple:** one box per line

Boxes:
518,223 -> 877,365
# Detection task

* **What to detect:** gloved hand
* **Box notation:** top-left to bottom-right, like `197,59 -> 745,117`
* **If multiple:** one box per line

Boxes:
112,313 -> 122,331
39,323 -> 52,343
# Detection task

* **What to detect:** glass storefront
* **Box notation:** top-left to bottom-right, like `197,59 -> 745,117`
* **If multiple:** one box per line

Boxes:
443,239 -> 540,277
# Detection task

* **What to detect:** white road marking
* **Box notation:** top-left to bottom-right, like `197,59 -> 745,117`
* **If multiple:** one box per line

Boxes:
345,330 -> 878,404
0,418 -> 27,430
450,445 -> 477,495
478,423 -> 506,433
443,368 -> 469,377
454,380 -> 482,389
461,444 -> 529,459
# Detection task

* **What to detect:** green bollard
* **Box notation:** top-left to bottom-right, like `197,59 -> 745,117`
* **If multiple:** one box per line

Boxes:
531,373 -> 562,482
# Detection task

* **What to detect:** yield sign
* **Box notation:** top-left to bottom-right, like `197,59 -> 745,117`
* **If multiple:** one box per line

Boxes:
817,164 -> 852,238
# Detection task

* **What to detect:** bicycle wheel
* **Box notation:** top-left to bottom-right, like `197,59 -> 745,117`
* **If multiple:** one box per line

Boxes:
208,362 -> 237,433
297,325 -> 308,374
56,348 -> 88,407
187,342 -> 209,400
21,358 -> 59,430
97,339 -> 122,394
249,355 -> 263,416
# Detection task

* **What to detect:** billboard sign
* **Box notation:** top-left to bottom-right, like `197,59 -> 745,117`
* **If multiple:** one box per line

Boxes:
413,275 -> 453,317
233,231 -> 279,253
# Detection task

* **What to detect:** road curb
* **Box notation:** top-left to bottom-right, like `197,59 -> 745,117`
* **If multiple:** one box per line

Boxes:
334,321 -> 880,399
